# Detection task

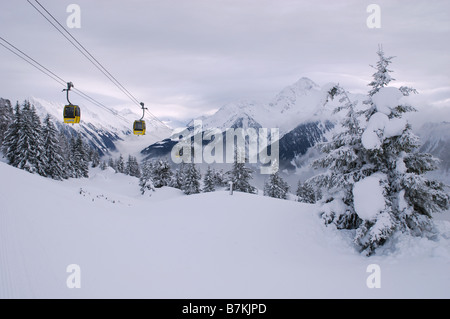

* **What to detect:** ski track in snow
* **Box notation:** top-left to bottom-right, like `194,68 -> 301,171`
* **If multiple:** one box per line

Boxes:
0,162 -> 449,298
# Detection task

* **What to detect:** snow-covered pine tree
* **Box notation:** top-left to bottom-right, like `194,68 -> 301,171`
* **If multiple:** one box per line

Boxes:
67,136 -> 77,177
170,163 -> 185,189
182,163 -> 201,195
125,155 -> 141,177
226,148 -> 256,194
57,132 -> 71,179
310,48 -> 449,255
91,150 -> 100,168
100,160 -> 107,170
354,65 -> 448,254
152,159 -> 173,188
308,83 -> 370,234
30,105 -> 47,176
0,98 -> 13,146
115,154 -> 125,174
202,166 -> 215,193
296,180 -> 318,204
42,114 -> 65,180
125,155 -> 131,175
71,134 -> 89,178
363,45 -> 417,120
2,102 -> 21,165
213,169 -> 227,187
14,102 -> 47,176
107,157 -> 116,171
367,45 -> 395,97
139,160 -> 155,195
84,144 -> 93,164
264,171 -> 289,199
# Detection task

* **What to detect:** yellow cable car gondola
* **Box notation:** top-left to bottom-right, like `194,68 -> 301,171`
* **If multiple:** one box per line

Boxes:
133,102 -> 147,135
133,119 -> 146,135
64,104 -> 80,124
62,82 -> 80,124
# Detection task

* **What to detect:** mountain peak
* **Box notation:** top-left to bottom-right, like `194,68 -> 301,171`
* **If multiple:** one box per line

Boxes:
292,77 -> 320,91
274,77 -> 320,102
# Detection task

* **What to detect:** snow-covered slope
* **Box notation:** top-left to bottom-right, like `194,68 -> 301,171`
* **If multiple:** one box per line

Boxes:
28,97 -> 172,157
1,162 -> 449,298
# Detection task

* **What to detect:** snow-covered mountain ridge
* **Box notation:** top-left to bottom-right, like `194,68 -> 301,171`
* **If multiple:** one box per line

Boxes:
190,77 -> 339,136
143,78 -> 357,170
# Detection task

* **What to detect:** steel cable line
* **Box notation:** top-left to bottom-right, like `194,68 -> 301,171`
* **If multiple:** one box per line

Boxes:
28,0 -> 171,129
26,0 -> 139,106
0,36 -> 131,123
33,0 -> 141,106
0,36 -> 66,86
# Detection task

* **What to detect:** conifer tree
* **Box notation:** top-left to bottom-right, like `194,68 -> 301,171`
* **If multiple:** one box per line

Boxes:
91,150 -> 100,168
125,155 -> 141,177
42,114 -> 65,180
309,48 -> 449,255
100,160 -> 107,170
182,163 -> 201,195
264,171 -> 289,199
296,180 -> 318,204
108,157 -> 116,171
115,154 -> 125,174
202,166 -> 215,193
213,169 -> 227,187
170,163 -> 185,189
139,160 -> 155,195
57,132 -> 71,179
367,45 -> 395,97
152,159 -> 172,188
71,134 -> 89,178
14,102 -> 47,176
2,102 -> 21,166
226,148 -> 256,194
0,98 -> 13,146
308,84 -> 367,230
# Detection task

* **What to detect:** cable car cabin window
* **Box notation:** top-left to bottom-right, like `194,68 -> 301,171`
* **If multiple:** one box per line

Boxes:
134,121 -> 144,131
64,106 -> 76,118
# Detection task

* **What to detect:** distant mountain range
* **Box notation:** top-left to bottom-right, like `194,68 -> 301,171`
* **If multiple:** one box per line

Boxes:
142,77 -> 340,171
3,77 -> 448,179
140,77 -> 450,177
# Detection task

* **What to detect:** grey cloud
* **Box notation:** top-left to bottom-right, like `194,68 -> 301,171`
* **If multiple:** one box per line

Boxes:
0,0 -> 448,124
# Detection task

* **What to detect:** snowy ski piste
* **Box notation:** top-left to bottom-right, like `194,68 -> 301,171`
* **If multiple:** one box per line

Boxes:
0,162 -> 449,298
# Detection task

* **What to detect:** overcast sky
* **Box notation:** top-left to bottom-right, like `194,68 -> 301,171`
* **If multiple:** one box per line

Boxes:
1,0 -> 449,126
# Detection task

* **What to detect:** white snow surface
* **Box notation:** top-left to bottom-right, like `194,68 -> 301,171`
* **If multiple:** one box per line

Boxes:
362,112 -> 407,150
372,87 -> 403,115
1,162 -> 450,298
353,174 -> 387,221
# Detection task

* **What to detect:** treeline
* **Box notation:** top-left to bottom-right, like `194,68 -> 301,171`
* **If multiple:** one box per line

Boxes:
0,99 -> 312,202
104,153 -> 312,202
101,153 -> 141,177
137,159 -> 252,196
0,99 -> 98,180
